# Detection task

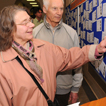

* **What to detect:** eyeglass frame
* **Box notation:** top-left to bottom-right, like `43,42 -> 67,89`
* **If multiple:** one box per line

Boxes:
16,17 -> 33,26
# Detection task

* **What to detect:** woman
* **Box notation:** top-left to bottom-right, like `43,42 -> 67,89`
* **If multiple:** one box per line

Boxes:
0,5 -> 105,106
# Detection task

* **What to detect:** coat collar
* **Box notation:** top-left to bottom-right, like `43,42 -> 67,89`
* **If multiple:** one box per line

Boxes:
1,39 -> 45,62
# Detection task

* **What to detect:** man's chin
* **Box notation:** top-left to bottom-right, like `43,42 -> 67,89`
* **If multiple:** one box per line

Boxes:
54,20 -> 61,23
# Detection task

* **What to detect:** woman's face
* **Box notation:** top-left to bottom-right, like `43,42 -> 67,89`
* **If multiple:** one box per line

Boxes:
13,10 -> 35,46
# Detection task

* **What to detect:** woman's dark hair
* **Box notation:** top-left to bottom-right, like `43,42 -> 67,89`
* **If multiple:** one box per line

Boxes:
0,5 -> 30,51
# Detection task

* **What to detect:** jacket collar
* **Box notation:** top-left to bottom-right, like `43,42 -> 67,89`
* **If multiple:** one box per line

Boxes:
44,15 -> 63,29
1,39 -> 45,62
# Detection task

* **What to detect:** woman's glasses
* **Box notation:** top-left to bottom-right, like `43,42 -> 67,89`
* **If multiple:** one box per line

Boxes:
16,18 -> 33,26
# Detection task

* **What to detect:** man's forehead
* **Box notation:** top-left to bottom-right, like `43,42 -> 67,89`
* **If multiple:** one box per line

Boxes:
49,0 -> 64,7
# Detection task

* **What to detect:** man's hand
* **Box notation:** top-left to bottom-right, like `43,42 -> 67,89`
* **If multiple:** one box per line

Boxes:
97,36 -> 106,54
68,92 -> 78,104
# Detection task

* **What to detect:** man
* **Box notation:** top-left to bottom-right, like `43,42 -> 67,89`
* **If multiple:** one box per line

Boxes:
33,7 -> 43,27
33,0 -> 83,105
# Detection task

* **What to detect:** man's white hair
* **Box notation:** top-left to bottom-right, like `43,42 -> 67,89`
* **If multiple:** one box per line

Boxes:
43,0 -> 64,10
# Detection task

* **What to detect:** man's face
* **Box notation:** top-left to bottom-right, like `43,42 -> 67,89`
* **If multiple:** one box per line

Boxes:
44,0 -> 64,26
35,10 -> 42,18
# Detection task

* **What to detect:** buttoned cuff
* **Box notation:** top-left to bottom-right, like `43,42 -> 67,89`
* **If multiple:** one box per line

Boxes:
88,44 -> 103,61
71,87 -> 79,93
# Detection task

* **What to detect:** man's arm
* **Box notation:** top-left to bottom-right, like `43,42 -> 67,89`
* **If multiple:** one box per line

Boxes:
69,31 -> 83,104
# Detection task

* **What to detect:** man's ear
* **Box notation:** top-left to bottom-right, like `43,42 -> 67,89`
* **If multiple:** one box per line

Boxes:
43,5 -> 47,14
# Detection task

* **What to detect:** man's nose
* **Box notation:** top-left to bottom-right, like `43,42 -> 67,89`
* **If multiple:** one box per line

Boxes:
57,9 -> 63,14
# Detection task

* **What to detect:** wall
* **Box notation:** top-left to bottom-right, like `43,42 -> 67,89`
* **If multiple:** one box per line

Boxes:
0,0 -> 16,11
65,0 -> 106,98
66,0 -> 72,7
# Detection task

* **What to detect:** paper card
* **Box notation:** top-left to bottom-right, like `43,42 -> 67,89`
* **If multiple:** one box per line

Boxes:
87,32 -> 94,43
79,36 -> 81,43
96,58 -> 103,72
93,0 -> 97,7
87,11 -> 89,20
87,32 -> 90,42
86,1 -> 89,10
70,12 -> 72,17
66,16 -> 68,22
99,61 -> 106,78
95,60 -> 100,72
66,18 -> 68,24
81,15 -> 83,24
67,14 -> 69,20
86,21 -> 89,30
74,22 -> 76,28
76,16 -> 78,22
71,20 -> 74,27
89,1 -> 93,13
79,7 -> 81,15
81,31 -> 83,38
81,40 -> 83,47
103,3 -> 106,17
98,59 -> 103,66
81,4 -> 83,13
69,18 -> 72,25
84,10 -> 86,19
91,61 -> 95,66
67,102 -> 80,106
69,11 -> 71,18
72,11 -> 74,17
83,20 -> 86,30
90,32 -> 94,43
83,31 -> 85,39
99,0 -> 103,5
94,37 -> 99,44
85,11 -> 89,20
75,8 -> 78,16
102,65 -> 106,78
104,18 -> 106,32
97,18 -> 102,32
89,20 -> 92,31
79,15 -> 80,23
79,27 -> 81,35
102,31 -> 106,40
92,10 -> 96,22
84,43 -> 86,46
97,4 -> 102,18
74,12 -> 76,18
